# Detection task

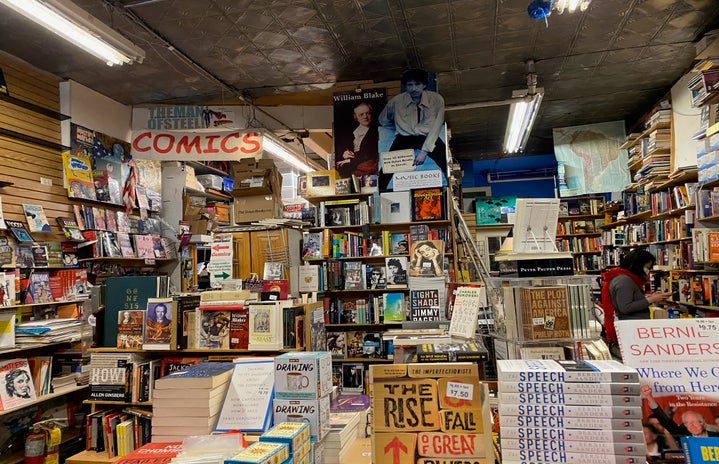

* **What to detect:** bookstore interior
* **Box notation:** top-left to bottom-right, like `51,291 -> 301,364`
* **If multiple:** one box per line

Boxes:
0,2 -> 718,464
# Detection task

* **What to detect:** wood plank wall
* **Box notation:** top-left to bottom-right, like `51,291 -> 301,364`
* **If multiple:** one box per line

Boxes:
0,51 -> 70,243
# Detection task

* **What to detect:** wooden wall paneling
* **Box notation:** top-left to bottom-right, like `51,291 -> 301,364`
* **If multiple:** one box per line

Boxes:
0,51 -> 71,243
233,232 -> 252,279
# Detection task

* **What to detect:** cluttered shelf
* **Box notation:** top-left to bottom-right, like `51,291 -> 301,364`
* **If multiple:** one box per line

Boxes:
0,385 -> 88,418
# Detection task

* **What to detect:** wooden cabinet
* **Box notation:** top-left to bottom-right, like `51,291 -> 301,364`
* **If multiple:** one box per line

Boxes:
232,232 -> 252,278
231,229 -> 301,283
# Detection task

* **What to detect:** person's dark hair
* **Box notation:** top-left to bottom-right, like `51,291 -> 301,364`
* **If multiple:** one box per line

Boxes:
387,258 -> 402,268
642,422 -> 660,435
5,369 -> 29,397
401,68 -> 429,86
417,240 -> 439,252
619,248 -> 655,278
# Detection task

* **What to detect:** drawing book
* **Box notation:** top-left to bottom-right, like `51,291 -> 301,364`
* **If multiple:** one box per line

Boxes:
55,217 -> 85,241
411,187 -> 446,221
6,220 -> 33,242
0,358 -> 37,411
117,310 -> 145,349
62,151 -> 97,201
22,204 -> 51,232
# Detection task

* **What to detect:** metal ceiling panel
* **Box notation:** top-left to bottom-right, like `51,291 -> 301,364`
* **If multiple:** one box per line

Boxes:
0,0 -> 718,158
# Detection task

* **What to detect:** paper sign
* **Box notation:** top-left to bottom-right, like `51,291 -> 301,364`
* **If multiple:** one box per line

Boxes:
392,169 -> 443,191
446,381 -> 473,400
381,149 -> 416,174
215,359 -> 275,432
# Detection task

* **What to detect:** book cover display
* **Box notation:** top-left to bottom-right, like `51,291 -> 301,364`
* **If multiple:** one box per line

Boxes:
370,363 -> 493,464
0,358 -> 36,411
411,187 -> 446,221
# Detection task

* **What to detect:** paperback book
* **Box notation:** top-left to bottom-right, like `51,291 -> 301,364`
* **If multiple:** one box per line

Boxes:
143,298 -> 174,350
56,217 -> 85,241
22,204 -> 51,232
6,220 -> 33,242
117,310 -> 145,349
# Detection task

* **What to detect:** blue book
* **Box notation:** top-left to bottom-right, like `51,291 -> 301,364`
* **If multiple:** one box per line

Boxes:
682,436 -> 719,464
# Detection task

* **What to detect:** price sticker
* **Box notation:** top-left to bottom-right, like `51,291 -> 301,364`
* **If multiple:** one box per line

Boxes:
144,258 -> 156,265
532,317 -> 544,325
446,381 -> 473,400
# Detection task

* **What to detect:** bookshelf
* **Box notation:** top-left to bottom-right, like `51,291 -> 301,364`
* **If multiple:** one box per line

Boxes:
301,186 -> 459,388
556,196 -> 605,275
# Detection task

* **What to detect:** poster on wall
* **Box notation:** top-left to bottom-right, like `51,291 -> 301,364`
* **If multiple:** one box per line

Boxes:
332,88 -> 386,180
553,120 -> 630,197
616,318 -> 719,447
376,69 -> 448,191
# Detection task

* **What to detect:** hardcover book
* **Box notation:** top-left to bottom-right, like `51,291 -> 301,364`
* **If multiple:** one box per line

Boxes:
343,261 -> 364,290
6,220 -> 33,242
62,151 -> 97,201
385,256 -> 408,287
408,239 -> 444,277
408,289 -> 441,321
56,217 -> 85,241
143,298 -> 175,350
248,302 -> 284,350
197,309 -> 231,349
117,310 -> 145,349
229,307 -> 249,350
327,331 -> 347,359
117,232 -> 135,258
133,234 -> 155,258
382,292 -> 404,323
93,169 -> 111,202
681,436 -> 719,464
20,204 -> 50,233
379,191 -> 412,224
159,356 -> 204,377
0,358 -> 36,411
154,361 -> 233,390
519,286 -> 571,340
25,271 -> 52,304
416,341 -> 489,362
103,276 -> 166,347
389,233 -> 409,255
411,187 -> 446,221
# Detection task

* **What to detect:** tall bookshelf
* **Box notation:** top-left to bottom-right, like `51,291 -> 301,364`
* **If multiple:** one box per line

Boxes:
555,196 -> 605,275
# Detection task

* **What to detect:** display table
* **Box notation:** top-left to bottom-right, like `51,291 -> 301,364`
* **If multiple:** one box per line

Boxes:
65,450 -> 117,464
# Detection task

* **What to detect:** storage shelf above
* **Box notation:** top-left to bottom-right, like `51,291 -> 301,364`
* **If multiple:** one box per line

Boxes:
619,120 -> 672,150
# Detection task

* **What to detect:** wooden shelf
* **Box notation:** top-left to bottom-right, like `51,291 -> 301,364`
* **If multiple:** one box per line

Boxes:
305,193 -> 372,202
185,187 -> 232,202
323,288 -> 411,293
88,347 -> 296,354
332,357 -> 394,363
697,214 -> 719,222
570,251 -> 601,255
307,219 -> 451,231
84,399 -> 152,406
619,120 -> 672,150
0,385 -> 87,417
648,170 -> 699,191
651,237 -> 692,245
0,298 -> 87,311
651,205 -> 695,220
556,233 -> 601,238
557,213 -> 604,221
304,254 -> 410,261
186,161 -> 229,177
326,323 -> 389,330
78,257 -> 174,265
0,127 -> 70,151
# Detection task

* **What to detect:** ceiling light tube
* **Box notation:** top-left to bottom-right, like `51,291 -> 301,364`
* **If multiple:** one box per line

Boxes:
503,90 -> 543,154
0,0 -> 145,66
263,136 -> 315,174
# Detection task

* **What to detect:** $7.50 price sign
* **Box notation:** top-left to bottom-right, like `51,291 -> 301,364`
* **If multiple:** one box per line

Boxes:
446,381 -> 473,400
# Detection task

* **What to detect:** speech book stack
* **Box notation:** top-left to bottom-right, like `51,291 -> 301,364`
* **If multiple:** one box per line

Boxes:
151,361 -> 234,443
497,359 -> 646,464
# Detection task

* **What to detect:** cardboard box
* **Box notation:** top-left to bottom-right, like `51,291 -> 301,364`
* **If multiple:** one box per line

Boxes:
273,396 -> 331,441
232,194 -> 282,223
209,203 -> 230,225
274,351 -> 333,400
196,174 -> 224,191
231,158 -> 283,196
183,203 -> 216,235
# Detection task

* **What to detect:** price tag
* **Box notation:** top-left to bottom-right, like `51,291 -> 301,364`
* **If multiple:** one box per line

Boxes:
446,381 -> 473,400
144,258 -> 156,265
532,317 -> 544,325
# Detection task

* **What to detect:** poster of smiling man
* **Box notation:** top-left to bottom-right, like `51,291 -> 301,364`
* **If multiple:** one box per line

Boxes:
333,88 -> 386,182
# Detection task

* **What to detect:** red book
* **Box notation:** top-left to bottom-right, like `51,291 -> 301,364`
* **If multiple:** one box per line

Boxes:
114,442 -> 183,464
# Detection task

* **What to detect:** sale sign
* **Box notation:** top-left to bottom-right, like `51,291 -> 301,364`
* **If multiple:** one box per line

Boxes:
370,363 -> 493,464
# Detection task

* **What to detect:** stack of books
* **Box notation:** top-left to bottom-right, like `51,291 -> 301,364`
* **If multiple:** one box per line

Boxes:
323,411 -> 362,464
497,359 -> 646,464
150,361 -> 234,442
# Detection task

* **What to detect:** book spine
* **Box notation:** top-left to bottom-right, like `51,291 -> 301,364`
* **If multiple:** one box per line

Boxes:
496,370 -> 638,383
500,438 -> 645,455
498,404 -> 642,419
505,415 -> 643,430
498,392 -> 640,406
498,381 -> 642,395
499,427 -> 643,442
500,449 -> 644,464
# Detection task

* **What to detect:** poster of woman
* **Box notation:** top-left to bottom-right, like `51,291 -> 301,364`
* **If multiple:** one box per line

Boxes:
0,358 -> 36,411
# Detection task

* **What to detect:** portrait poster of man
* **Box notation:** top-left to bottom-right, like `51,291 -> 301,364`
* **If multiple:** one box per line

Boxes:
332,88 -> 386,179
377,68 -> 448,191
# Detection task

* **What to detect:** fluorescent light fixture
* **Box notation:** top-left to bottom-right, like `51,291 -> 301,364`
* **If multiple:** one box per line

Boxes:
263,135 -> 315,174
503,89 -> 543,154
554,0 -> 591,14
0,0 -> 145,66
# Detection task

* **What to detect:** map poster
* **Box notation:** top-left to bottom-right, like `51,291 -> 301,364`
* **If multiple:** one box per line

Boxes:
616,319 -> 719,442
553,120 -> 630,197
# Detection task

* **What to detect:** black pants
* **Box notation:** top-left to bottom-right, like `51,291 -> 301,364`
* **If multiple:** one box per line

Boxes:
379,134 -> 447,191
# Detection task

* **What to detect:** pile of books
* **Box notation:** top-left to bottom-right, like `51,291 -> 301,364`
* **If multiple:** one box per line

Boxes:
323,411 -> 362,464
497,359 -> 646,464
151,361 -> 234,442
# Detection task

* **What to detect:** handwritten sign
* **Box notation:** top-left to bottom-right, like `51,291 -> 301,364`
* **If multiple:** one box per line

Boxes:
131,128 -> 261,160
215,359 -> 275,432
381,149 -> 416,174
374,433 -> 417,464
417,432 -> 486,458
208,233 -> 233,288
448,286 -> 487,339
374,379 -> 440,432
438,377 -> 482,409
